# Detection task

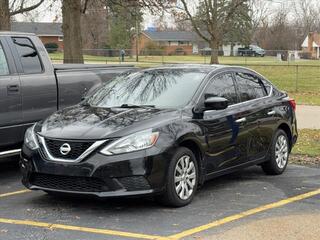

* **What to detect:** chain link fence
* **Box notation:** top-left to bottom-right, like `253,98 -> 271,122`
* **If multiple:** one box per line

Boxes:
47,48 -> 320,102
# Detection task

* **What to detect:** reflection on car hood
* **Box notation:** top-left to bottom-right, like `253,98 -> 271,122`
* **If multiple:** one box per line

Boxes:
37,105 -> 180,140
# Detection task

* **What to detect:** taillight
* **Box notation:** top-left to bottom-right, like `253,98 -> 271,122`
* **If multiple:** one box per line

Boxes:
289,99 -> 296,111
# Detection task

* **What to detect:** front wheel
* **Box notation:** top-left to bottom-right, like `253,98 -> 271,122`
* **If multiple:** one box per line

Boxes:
262,129 -> 289,175
158,147 -> 199,207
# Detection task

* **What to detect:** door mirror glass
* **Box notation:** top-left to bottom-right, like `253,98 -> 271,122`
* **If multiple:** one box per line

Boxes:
204,97 -> 228,111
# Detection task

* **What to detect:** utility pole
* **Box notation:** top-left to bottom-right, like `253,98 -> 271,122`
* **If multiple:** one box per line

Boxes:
135,3 -> 139,62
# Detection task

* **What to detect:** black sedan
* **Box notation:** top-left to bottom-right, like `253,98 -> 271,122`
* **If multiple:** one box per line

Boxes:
20,65 -> 298,207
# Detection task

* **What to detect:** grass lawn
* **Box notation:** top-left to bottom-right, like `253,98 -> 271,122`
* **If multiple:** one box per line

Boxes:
292,129 -> 320,157
49,53 -> 320,105
291,129 -> 320,167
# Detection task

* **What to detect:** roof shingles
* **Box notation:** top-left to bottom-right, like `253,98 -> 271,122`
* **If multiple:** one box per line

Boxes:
143,31 -> 201,42
11,22 -> 62,36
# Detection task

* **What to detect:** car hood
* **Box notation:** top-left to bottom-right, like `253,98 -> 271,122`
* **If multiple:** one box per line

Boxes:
37,105 -> 181,140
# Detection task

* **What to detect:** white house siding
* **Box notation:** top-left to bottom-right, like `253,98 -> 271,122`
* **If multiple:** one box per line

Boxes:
222,44 -> 244,56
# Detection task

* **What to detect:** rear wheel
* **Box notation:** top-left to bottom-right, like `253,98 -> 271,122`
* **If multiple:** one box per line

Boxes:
158,147 -> 198,207
262,129 -> 289,175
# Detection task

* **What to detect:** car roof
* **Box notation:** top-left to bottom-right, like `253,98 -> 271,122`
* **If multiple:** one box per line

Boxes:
143,64 -> 228,74
141,64 -> 269,81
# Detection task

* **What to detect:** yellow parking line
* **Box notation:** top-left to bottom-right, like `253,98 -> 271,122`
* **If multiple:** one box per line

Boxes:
0,218 -> 162,239
0,189 -> 31,198
168,188 -> 320,239
1,189 -> 319,239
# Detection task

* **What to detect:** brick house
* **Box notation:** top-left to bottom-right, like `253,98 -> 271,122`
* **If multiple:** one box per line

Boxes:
301,32 -> 320,59
132,31 -> 202,55
11,22 -> 63,50
132,30 -> 244,56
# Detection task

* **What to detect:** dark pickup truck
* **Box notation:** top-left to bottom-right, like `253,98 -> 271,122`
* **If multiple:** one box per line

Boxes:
238,45 -> 266,57
0,32 -> 134,157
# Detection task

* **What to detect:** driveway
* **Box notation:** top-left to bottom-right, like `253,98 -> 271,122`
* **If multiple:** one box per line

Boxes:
296,105 -> 320,129
0,158 -> 319,240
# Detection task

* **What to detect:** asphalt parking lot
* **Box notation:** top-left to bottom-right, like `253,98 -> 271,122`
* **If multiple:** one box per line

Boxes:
0,157 -> 319,240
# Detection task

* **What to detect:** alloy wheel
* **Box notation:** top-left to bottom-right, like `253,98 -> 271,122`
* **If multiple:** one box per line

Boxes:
174,155 -> 197,200
275,135 -> 288,169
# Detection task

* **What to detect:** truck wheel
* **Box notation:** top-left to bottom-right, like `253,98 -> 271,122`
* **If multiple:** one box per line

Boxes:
261,129 -> 289,175
158,147 -> 199,207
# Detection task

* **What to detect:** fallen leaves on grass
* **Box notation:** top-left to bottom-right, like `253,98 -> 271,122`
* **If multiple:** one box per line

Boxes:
292,129 -> 320,157
290,155 -> 320,168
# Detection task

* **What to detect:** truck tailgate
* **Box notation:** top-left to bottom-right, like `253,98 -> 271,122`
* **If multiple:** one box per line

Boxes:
54,64 -> 136,109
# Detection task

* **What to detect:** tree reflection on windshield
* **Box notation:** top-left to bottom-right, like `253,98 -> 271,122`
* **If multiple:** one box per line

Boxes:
88,68 -> 208,108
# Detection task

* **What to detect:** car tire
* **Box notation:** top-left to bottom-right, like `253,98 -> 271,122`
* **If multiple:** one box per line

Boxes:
158,147 -> 199,207
261,129 -> 289,175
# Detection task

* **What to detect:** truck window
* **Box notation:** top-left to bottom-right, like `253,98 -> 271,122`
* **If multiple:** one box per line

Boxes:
0,43 -> 9,76
12,37 -> 43,74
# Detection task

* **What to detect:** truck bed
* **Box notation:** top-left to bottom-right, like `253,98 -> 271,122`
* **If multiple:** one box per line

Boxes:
53,64 -> 135,70
54,64 -> 136,109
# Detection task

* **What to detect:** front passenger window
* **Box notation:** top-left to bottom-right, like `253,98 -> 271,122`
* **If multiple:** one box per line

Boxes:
0,44 -> 9,76
205,73 -> 238,105
235,73 -> 267,101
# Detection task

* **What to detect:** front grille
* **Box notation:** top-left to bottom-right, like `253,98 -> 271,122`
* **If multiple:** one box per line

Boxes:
30,173 -> 109,192
44,139 -> 94,160
117,176 -> 150,191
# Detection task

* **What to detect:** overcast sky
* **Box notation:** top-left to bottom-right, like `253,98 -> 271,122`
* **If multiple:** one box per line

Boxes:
14,0 -> 310,30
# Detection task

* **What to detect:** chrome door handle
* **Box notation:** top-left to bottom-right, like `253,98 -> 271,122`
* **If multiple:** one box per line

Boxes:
235,117 -> 246,123
267,110 -> 276,116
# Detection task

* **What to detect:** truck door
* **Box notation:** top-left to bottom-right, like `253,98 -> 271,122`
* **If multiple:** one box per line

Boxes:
0,37 -> 23,150
8,36 -> 57,134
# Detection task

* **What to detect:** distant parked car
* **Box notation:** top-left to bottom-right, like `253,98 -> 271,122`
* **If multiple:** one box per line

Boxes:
21,64 -> 298,207
238,45 -> 266,57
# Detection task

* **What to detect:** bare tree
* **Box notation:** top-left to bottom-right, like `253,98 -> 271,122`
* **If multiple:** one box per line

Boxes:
176,0 -> 251,64
248,0 -> 269,43
254,5 -> 296,51
294,0 -> 320,34
0,0 -> 44,30
293,0 -> 320,47
81,0 -> 108,49
62,0 -> 83,63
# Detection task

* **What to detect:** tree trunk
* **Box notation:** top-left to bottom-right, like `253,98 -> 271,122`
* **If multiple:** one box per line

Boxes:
210,39 -> 219,64
0,0 -> 10,31
62,0 -> 84,64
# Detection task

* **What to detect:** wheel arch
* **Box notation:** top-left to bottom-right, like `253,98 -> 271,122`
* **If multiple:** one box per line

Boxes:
178,138 -> 206,184
277,122 -> 293,152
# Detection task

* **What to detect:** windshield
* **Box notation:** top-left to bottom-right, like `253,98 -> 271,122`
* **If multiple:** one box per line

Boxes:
87,69 -> 208,108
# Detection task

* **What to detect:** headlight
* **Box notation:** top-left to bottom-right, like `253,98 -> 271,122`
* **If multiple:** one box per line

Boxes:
100,129 -> 159,155
24,125 -> 39,150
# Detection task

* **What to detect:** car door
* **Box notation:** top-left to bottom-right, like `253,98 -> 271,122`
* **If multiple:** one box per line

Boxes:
234,71 -> 271,161
0,37 -> 23,150
197,72 -> 250,174
8,36 -> 57,133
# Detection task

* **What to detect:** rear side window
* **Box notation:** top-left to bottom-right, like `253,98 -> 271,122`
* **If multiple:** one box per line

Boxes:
12,37 -> 43,74
235,72 -> 267,101
261,79 -> 272,95
0,43 -> 9,75
205,73 -> 239,105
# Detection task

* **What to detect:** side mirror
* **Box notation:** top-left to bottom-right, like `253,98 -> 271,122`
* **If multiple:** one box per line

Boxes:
204,97 -> 228,111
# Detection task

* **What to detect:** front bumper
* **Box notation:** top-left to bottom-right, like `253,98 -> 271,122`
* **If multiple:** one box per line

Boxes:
20,144 -> 175,198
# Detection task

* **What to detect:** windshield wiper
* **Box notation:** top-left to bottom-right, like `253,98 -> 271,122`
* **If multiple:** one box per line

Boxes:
120,104 -> 155,109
